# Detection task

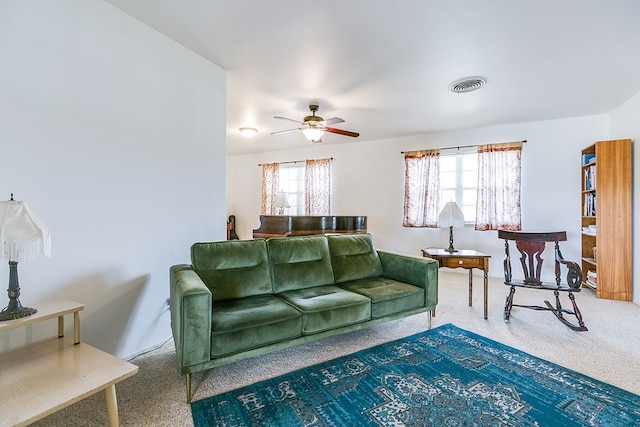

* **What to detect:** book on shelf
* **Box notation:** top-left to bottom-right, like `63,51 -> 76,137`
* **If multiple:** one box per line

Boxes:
585,279 -> 597,289
581,153 -> 596,165
583,192 -> 596,216
583,164 -> 596,190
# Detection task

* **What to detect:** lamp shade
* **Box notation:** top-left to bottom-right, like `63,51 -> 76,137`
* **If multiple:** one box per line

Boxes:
0,200 -> 51,262
438,201 -> 465,228
302,127 -> 324,142
274,191 -> 290,209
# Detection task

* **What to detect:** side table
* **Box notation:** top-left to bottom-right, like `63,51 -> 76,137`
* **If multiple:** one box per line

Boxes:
0,300 -> 138,427
422,248 -> 490,320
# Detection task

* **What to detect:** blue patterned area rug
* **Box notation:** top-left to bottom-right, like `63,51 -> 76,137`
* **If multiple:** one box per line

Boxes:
191,324 -> 640,426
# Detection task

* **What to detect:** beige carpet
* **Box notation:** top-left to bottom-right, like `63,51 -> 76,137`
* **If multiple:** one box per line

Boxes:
33,271 -> 640,426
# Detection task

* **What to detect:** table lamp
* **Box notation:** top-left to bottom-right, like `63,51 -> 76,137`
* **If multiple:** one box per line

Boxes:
438,201 -> 465,253
274,191 -> 290,215
0,195 -> 51,321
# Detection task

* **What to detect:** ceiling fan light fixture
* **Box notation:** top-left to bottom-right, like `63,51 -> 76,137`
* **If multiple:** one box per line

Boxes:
449,76 -> 488,94
272,104 -> 357,143
302,127 -> 324,142
239,127 -> 258,138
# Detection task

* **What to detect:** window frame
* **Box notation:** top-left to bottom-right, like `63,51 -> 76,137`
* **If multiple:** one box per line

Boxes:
278,162 -> 306,215
439,148 -> 478,225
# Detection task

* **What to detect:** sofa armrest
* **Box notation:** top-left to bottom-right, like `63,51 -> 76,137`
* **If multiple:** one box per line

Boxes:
170,264 -> 212,370
378,250 -> 438,308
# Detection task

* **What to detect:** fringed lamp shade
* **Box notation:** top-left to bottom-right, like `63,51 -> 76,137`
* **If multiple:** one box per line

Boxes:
0,198 -> 51,320
438,201 -> 465,253
274,191 -> 290,215
1,201 -> 51,261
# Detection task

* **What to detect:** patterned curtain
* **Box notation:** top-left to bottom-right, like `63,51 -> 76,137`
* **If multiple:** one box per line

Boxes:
260,162 -> 280,215
305,158 -> 331,215
403,149 -> 441,227
475,141 -> 523,231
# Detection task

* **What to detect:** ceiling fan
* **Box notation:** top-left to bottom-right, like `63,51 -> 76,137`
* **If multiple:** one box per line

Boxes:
271,104 -> 359,143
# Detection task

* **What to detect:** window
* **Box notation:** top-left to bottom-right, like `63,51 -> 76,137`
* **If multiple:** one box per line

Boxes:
262,158 -> 332,215
439,150 -> 478,223
403,141 -> 521,229
278,163 -> 305,215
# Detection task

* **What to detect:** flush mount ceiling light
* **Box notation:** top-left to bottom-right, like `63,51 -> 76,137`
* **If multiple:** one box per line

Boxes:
449,76 -> 488,94
239,127 -> 258,138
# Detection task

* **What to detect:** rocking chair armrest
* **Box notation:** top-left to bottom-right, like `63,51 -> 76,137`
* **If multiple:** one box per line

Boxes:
557,257 -> 582,289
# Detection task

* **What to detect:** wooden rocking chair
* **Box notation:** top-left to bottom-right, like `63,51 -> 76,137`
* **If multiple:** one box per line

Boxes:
498,230 -> 587,331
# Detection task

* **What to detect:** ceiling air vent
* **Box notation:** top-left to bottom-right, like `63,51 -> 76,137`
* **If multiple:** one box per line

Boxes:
449,76 -> 488,94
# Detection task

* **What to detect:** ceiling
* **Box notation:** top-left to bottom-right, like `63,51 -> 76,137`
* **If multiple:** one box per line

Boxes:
103,0 -> 640,156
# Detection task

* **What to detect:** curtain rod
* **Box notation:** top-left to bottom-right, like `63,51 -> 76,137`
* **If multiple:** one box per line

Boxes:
401,140 -> 527,154
258,157 -> 334,166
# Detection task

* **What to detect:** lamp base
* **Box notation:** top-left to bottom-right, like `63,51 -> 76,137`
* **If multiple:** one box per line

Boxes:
444,226 -> 459,253
0,261 -> 38,321
0,302 -> 37,321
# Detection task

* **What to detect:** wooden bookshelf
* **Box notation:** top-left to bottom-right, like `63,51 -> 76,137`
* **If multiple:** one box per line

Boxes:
580,139 -> 632,301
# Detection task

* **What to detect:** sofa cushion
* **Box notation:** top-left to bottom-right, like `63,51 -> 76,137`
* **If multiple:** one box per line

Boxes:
337,277 -> 425,318
327,234 -> 384,283
191,239 -> 272,301
277,285 -> 371,334
210,294 -> 302,357
268,235 -> 335,293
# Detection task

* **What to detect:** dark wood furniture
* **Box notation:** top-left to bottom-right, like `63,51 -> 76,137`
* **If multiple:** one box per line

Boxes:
252,215 -> 367,238
227,215 -> 239,240
422,248 -> 490,320
499,230 -> 587,331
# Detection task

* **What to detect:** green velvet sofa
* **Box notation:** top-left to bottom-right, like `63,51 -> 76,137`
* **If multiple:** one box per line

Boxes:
169,233 -> 438,402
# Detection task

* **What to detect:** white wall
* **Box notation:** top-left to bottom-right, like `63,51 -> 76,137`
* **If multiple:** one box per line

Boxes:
610,91 -> 640,304
229,115 -> 610,283
0,1 -> 227,358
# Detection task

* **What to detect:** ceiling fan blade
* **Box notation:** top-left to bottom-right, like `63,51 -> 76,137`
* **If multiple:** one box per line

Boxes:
270,127 -> 300,135
321,117 -> 345,126
274,116 -> 302,124
326,127 -> 360,138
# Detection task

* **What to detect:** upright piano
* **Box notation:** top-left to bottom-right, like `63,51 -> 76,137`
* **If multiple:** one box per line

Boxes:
252,215 -> 367,239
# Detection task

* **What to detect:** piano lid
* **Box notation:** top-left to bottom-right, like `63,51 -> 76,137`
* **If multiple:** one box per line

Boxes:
252,215 -> 367,239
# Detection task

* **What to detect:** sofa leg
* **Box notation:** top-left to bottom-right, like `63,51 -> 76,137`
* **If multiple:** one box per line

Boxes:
427,310 -> 432,329
186,373 -> 192,404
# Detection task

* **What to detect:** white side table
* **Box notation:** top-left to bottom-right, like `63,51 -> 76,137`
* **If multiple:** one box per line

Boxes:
0,300 -> 138,427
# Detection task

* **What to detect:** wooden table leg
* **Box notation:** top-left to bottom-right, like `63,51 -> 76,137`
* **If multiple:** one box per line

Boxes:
73,311 -> 81,344
58,315 -> 64,338
105,384 -> 120,427
468,269 -> 473,307
483,268 -> 488,320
